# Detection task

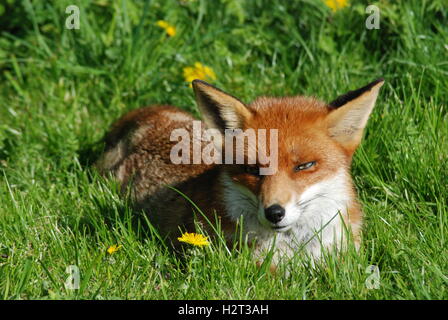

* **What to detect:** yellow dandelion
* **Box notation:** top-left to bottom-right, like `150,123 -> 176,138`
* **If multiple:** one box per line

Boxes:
156,20 -> 176,37
183,62 -> 216,86
324,0 -> 349,12
106,244 -> 122,255
178,232 -> 210,247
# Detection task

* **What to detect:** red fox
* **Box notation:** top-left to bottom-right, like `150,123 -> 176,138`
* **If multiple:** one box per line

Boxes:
96,78 -> 384,262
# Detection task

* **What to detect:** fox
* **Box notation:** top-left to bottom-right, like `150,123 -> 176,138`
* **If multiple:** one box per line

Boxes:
96,78 -> 384,264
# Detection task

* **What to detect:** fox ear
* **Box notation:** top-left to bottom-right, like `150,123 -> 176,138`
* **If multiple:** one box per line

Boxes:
192,80 -> 252,132
327,78 -> 384,152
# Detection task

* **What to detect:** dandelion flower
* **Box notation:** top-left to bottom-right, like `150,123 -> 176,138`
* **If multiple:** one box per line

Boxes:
156,20 -> 176,37
178,232 -> 210,247
183,62 -> 216,86
324,0 -> 349,12
106,244 -> 122,255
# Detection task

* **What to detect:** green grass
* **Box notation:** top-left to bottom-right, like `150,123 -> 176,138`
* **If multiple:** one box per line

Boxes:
0,0 -> 447,299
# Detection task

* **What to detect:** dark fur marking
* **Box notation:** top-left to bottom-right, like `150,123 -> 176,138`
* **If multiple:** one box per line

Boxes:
192,79 -> 247,107
196,92 -> 228,133
329,78 -> 384,109
192,79 -> 249,132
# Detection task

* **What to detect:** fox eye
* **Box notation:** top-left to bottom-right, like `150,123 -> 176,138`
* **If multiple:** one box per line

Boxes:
244,165 -> 260,176
294,161 -> 316,172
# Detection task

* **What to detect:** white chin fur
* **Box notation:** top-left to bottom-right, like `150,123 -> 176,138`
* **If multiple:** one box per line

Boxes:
221,170 -> 351,260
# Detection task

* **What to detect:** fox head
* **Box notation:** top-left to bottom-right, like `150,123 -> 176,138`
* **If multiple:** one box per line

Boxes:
192,79 -> 384,233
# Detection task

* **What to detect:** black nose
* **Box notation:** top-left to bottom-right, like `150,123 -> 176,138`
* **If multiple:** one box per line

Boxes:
264,204 -> 285,224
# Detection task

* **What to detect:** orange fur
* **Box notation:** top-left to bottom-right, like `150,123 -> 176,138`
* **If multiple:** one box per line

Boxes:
96,79 -> 384,262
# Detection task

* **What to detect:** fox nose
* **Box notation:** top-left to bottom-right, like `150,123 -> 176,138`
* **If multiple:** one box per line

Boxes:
264,204 -> 285,224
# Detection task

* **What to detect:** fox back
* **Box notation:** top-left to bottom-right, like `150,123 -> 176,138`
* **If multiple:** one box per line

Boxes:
96,79 -> 384,262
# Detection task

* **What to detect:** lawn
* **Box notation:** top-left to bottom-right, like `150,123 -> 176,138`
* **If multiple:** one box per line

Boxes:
0,0 -> 447,300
